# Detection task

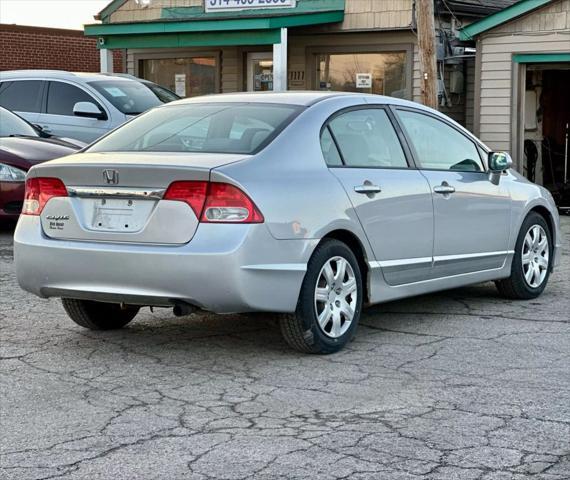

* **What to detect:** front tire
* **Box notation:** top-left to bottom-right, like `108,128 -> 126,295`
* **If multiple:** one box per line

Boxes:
280,239 -> 363,354
62,298 -> 139,330
495,212 -> 552,299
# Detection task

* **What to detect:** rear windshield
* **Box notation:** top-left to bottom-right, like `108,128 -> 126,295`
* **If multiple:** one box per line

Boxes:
88,80 -> 168,115
87,103 -> 301,154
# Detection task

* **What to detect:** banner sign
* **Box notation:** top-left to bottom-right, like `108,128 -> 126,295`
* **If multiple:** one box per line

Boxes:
206,0 -> 296,12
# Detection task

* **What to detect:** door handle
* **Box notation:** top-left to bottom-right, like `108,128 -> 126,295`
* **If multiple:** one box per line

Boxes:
354,184 -> 382,194
433,182 -> 455,195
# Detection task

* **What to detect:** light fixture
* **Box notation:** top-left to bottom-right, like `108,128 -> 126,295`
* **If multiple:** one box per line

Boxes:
135,0 -> 152,7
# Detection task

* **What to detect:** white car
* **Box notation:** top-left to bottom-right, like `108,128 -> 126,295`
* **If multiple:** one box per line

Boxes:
0,70 -> 179,143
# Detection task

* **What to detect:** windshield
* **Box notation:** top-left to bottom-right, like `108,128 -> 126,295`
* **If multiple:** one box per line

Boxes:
142,82 -> 180,103
0,107 -> 39,137
87,103 -> 301,154
88,80 -> 169,115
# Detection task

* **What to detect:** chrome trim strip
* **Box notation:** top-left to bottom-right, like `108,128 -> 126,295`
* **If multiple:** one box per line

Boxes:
241,263 -> 307,272
369,251 -> 514,269
369,257 -> 432,269
434,250 -> 514,263
67,186 -> 166,200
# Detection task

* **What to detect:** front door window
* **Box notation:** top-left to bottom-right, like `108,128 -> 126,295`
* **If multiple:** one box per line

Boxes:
247,53 -> 273,92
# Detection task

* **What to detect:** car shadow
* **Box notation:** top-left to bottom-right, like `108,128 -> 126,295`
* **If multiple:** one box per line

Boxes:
65,282 -> 505,358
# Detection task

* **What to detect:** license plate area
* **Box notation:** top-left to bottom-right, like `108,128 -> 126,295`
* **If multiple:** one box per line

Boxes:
84,198 -> 155,232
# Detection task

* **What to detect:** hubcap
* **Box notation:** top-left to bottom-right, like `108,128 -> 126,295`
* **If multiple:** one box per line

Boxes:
314,256 -> 357,338
522,225 -> 549,288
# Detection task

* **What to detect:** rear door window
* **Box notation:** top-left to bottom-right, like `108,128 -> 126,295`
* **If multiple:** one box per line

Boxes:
320,127 -> 343,166
46,81 -> 103,116
326,108 -> 408,168
0,80 -> 44,113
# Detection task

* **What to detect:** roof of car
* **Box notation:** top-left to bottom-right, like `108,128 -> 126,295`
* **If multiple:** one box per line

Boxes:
171,91 -> 426,108
0,70 -> 136,82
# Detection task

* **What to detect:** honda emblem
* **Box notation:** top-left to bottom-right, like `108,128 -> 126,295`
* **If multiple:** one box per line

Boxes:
103,169 -> 119,185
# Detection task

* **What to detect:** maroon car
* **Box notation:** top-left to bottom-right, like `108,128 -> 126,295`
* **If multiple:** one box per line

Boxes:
0,107 -> 82,221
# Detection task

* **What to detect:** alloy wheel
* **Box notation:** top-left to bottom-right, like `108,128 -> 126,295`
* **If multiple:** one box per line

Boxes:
314,256 -> 357,338
521,225 -> 549,288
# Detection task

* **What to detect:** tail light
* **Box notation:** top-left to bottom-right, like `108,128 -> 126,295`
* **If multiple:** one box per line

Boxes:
163,181 -> 263,223
22,177 -> 68,215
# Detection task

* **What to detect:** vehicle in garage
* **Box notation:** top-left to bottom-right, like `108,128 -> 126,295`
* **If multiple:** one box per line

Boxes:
0,107 -> 82,222
0,70 -> 180,143
13,92 -> 561,353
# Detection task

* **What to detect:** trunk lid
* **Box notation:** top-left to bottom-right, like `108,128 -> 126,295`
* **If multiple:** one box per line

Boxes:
32,152 -> 248,244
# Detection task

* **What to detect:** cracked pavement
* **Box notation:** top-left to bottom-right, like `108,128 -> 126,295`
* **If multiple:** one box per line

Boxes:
1,218 -> 569,480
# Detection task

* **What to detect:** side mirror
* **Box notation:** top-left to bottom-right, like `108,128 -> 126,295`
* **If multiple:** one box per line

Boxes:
488,151 -> 513,172
33,124 -> 50,138
73,102 -> 106,120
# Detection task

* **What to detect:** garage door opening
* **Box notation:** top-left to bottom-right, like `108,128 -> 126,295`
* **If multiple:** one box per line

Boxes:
523,65 -> 570,211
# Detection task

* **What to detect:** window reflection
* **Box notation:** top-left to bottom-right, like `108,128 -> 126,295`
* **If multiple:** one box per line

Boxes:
139,57 -> 217,98
317,52 -> 408,99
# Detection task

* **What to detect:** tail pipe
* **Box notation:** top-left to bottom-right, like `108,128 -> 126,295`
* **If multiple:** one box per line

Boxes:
172,301 -> 197,317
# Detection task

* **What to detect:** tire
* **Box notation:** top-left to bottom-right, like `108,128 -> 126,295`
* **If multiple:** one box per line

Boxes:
495,212 -> 552,300
280,239 -> 363,354
61,298 -> 139,330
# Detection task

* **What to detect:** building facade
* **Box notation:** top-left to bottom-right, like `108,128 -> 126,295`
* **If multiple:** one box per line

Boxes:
87,0 -> 513,129
0,24 -> 123,73
461,0 -> 570,196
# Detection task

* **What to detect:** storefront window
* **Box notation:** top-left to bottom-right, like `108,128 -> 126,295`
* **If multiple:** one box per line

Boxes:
139,57 -> 217,98
316,52 -> 408,99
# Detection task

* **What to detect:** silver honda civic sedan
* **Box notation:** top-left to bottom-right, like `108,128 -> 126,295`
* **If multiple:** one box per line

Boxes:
14,92 -> 561,353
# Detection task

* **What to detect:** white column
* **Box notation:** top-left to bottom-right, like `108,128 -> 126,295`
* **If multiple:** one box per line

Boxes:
100,48 -> 114,73
272,28 -> 288,91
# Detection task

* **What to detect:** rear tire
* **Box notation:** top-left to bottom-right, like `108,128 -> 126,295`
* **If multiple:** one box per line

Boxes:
62,298 -> 139,330
495,212 -> 552,299
280,239 -> 363,354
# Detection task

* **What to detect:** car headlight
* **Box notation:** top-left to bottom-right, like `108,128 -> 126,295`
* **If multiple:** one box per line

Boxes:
0,163 -> 26,182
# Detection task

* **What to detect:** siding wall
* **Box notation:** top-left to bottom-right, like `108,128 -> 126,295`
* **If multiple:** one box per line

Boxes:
477,0 -> 570,153
319,0 -> 413,31
464,57 -> 475,132
109,0 -> 201,23
109,0 -> 413,30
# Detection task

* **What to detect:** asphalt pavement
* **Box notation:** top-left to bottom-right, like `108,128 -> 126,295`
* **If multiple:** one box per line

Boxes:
1,218 -> 569,480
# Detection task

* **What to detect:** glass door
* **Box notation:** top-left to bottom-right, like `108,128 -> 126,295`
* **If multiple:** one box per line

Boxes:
247,52 -> 274,92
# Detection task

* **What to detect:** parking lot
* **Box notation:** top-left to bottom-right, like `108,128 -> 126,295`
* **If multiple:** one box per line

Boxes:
0,218 -> 568,480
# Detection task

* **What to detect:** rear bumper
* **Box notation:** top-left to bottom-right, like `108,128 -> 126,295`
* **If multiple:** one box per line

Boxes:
14,216 -> 317,313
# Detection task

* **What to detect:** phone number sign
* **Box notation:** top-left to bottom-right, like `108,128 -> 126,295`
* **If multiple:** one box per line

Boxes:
206,0 -> 296,12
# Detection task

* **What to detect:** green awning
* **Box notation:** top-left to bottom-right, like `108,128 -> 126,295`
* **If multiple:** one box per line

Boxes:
513,53 -> 570,64
459,0 -> 551,40
85,0 -> 345,49
97,29 -> 282,49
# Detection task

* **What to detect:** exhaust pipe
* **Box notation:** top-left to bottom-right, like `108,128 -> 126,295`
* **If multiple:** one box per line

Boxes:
172,302 -> 196,317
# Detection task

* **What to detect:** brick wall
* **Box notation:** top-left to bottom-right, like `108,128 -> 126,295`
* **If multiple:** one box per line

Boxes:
0,24 -> 123,72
